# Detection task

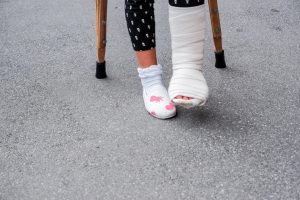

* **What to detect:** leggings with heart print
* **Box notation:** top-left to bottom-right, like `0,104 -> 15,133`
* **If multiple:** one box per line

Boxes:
125,0 -> 205,51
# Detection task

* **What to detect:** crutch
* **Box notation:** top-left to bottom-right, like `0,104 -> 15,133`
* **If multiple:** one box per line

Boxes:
95,0 -> 108,79
208,0 -> 227,68
95,0 -> 226,79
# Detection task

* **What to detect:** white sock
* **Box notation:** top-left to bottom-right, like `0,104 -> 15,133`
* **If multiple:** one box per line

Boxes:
168,4 -> 209,108
137,64 -> 176,119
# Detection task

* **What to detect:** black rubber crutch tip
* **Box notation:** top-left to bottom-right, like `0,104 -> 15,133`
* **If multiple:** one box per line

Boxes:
215,50 -> 227,68
95,61 -> 107,79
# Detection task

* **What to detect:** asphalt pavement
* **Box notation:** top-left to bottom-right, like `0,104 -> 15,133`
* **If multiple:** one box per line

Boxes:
0,0 -> 299,199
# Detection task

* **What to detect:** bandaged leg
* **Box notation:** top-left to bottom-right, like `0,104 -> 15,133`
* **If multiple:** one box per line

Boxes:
137,64 -> 176,119
168,4 -> 209,108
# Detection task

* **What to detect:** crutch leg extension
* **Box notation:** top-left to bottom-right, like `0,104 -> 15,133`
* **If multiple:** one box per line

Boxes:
208,0 -> 227,68
95,0 -> 108,79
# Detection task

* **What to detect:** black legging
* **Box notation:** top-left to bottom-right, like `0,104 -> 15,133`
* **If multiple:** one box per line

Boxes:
124,0 -> 205,51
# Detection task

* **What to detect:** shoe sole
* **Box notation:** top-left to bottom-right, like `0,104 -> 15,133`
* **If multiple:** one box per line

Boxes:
147,110 -> 177,119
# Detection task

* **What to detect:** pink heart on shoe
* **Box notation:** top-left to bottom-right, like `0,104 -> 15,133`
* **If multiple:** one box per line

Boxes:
150,96 -> 163,103
165,102 -> 175,110
150,111 -> 157,116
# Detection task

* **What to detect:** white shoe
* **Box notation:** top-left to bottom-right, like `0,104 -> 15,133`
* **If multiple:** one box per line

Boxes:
168,4 -> 209,109
137,64 -> 176,119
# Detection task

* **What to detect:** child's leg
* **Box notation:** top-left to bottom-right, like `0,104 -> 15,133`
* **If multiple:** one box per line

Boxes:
125,0 -> 157,68
124,0 -> 176,119
169,0 -> 204,7
168,0 -> 209,108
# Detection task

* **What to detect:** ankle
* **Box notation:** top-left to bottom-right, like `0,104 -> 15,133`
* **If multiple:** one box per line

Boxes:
137,64 -> 164,89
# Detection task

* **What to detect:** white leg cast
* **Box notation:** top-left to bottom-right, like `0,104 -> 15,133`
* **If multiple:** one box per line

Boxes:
168,4 -> 209,109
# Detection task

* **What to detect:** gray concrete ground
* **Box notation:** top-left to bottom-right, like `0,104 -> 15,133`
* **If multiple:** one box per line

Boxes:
0,0 -> 299,199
